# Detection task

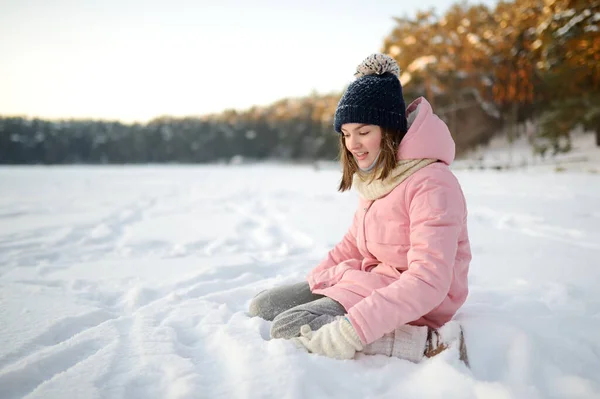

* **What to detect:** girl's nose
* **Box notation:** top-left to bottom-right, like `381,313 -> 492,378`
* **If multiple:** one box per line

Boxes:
346,135 -> 360,149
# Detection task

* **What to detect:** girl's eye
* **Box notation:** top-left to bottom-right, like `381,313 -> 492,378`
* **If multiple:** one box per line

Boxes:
343,134 -> 350,138
359,131 -> 370,136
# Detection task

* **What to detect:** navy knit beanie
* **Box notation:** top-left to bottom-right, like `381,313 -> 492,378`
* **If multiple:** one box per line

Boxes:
334,53 -> 407,134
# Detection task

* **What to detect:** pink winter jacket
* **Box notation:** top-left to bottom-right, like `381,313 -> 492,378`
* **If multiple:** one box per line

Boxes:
307,97 -> 471,345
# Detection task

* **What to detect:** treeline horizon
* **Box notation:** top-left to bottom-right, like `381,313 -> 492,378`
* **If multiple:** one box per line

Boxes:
1,0 -> 598,164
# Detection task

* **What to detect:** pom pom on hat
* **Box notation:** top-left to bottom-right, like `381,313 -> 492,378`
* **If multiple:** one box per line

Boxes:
354,53 -> 401,79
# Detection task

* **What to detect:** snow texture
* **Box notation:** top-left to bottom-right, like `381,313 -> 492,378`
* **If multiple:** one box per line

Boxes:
457,128 -> 600,173
1,164 -> 600,399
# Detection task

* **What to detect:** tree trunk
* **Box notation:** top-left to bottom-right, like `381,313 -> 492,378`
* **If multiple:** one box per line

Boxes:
596,129 -> 600,147
506,103 -> 519,167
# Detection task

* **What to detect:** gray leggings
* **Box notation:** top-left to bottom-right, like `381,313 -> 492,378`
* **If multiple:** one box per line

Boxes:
248,282 -> 346,339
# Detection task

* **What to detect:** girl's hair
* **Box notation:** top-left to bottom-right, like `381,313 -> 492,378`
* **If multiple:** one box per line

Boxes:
338,127 -> 404,192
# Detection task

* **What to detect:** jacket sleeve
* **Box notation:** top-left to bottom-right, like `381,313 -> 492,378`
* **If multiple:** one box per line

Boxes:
307,209 -> 363,290
347,171 -> 465,344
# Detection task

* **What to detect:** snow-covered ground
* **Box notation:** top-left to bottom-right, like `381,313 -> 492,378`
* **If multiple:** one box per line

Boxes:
1,165 -> 599,399
456,129 -> 600,173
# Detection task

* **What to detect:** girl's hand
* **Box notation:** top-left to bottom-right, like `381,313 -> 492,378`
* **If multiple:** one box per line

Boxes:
292,317 -> 363,360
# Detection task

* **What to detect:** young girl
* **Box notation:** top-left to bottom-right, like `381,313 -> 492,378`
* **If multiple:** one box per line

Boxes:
248,53 -> 471,365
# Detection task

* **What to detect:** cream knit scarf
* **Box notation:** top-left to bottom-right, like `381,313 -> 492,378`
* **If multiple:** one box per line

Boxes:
353,158 -> 437,200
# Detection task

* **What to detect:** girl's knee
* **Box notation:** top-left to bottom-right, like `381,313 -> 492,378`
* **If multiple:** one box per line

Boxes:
248,290 -> 271,319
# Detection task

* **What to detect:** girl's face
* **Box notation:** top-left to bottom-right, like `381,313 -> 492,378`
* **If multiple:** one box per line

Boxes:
341,123 -> 383,169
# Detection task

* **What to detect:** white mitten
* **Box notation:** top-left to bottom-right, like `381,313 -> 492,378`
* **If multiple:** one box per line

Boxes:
292,317 -> 363,360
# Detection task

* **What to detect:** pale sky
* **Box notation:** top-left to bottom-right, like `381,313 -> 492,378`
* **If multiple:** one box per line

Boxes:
1,0 -> 498,123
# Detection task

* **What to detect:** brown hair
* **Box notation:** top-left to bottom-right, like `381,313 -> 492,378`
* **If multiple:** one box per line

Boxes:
338,127 -> 402,192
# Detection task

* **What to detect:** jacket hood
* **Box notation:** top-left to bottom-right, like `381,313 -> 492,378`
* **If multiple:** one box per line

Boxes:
397,97 -> 455,165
